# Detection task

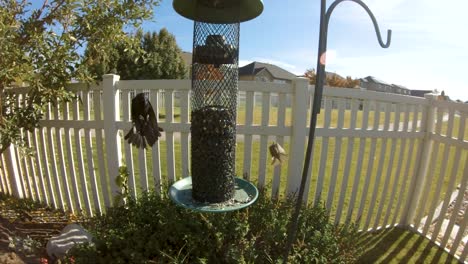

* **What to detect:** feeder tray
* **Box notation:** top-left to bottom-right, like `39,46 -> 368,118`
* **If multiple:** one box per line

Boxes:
169,177 -> 259,213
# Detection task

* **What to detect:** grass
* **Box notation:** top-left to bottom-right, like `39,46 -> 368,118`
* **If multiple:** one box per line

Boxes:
357,228 -> 460,263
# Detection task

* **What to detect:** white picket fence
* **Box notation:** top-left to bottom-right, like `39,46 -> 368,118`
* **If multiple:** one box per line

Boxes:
0,75 -> 467,261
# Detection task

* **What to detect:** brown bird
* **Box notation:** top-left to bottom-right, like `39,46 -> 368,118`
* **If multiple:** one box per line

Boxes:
269,142 -> 287,166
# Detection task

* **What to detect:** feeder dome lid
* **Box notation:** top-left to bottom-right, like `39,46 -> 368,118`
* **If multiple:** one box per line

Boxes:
173,0 -> 263,24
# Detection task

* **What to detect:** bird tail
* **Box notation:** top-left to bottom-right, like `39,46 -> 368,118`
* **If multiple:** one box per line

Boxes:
142,124 -> 163,147
125,127 -> 147,148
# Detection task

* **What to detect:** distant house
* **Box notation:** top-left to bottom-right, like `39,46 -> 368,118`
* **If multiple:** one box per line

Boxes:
360,76 -> 411,95
239,61 -> 297,84
391,84 -> 411,95
410,90 -> 432,97
360,76 -> 393,93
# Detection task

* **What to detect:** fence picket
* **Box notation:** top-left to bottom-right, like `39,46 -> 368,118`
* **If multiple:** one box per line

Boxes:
63,101 -> 82,212
138,148 -> 148,192
335,99 -> 358,224
14,96 -> 29,198
179,90 -> 190,179
302,89 -> 315,202
3,155 -> 12,195
54,103 -> 74,212
26,130 -> 41,202
43,100 -> 65,208
436,112 -> 466,247
83,92 -> 102,214
73,96 -> 93,216
150,91 -> 163,192
461,244 -> 468,263
93,92 -> 110,208
18,118 -> 34,199
272,92 -> 286,198
365,102 -> 391,230
32,128 -> 49,205
447,154 -> 468,256
122,90 -> 137,199
423,108 -> 455,235
102,74 -> 123,204
392,105 -> 417,226
257,92 -> 270,188
314,98 -> 332,205
242,91 -> 254,181
414,107 -> 444,230
46,126 -> 65,209
357,101 -> 381,227
401,103 -> 428,225
165,91 -> 176,182
3,153 -> 13,195
374,103 -> 401,228
0,155 -> 9,194
285,78 -> 308,195
384,104 -> 409,226
0,157 -> 6,194
39,124 -> 57,207
16,148 -> 28,198
346,99 -> 370,222
326,99 -> 345,211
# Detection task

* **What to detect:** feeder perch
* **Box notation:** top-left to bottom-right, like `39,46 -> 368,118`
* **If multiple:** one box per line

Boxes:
170,0 -> 263,212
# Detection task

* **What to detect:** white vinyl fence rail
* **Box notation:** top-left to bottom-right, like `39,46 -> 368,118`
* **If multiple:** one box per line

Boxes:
1,75 -> 467,261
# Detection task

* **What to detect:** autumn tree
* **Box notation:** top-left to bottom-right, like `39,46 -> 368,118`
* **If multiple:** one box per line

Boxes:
304,68 -> 360,88
0,0 -> 160,155
85,28 -> 186,80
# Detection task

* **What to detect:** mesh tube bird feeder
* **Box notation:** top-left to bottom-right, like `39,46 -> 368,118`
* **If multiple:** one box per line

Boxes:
170,0 -> 263,211
190,22 -> 239,202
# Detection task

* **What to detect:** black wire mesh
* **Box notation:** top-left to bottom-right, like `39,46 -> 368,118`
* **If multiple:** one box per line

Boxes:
191,22 -> 240,203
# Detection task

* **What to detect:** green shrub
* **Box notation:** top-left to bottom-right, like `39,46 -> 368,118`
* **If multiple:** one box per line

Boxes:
69,190 -> 361,263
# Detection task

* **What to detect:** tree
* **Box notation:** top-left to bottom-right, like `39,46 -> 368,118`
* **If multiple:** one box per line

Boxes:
0,0 -> 160,155
85,28 -> 186,80
304,68 -> 360,88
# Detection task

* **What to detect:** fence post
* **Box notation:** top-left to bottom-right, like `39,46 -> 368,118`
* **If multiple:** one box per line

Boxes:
286,77 -> 309,196
102,74 -> 123,205
401,93 -> 437,226
3,145 -> 24,198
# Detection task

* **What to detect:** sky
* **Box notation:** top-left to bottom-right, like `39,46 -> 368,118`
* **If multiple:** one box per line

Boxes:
143,0 -> 468,101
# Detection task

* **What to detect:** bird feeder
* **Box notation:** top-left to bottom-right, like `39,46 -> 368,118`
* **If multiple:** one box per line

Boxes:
170,0 -> 263,212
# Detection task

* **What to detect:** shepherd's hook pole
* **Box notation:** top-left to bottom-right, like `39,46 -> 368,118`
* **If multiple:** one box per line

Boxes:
283,0 -> 391,262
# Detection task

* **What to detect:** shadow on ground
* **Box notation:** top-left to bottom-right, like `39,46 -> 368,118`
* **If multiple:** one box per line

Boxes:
357,228 -> 461,264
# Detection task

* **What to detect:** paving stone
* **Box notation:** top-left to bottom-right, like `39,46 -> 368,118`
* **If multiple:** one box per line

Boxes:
46,223 -> 93,260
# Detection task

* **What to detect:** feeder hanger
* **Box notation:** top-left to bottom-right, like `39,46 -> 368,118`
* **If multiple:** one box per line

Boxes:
283,0 -> 392,262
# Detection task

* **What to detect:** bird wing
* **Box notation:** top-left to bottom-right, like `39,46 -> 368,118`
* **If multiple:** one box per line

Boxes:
144,100 -> 162,146
146,100 -> 163,137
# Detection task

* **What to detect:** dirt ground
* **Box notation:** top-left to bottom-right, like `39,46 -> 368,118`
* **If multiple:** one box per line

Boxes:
0,199 -> 78,264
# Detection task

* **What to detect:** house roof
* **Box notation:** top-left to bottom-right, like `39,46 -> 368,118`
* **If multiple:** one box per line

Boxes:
391,84 -> 410,91
410,90 -> 432,97
239,61 -> 297,81
364,76 -> 391,86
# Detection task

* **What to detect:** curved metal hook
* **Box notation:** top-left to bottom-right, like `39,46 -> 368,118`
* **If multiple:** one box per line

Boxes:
326,0 -> 392,48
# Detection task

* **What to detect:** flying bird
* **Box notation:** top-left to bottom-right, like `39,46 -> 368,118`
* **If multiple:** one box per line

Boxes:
269,142 -> 287,166
124,93 -> 163,148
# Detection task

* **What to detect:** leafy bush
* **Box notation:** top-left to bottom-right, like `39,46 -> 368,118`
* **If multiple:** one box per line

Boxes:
69,190 -> 361,263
